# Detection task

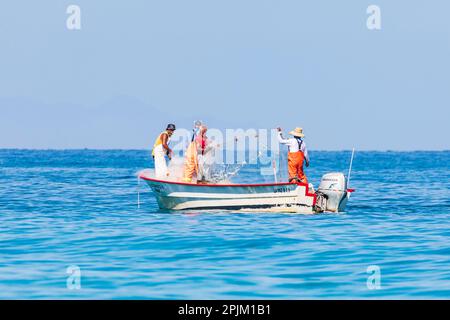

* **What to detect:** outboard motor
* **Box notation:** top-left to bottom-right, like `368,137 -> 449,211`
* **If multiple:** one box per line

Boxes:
315,172 -> 349,212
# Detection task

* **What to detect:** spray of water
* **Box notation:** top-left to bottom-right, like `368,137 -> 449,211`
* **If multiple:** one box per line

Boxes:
138,138 -> 282,184
223,141 -> 273,180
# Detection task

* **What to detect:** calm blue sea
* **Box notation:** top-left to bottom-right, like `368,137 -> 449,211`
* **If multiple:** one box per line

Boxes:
0,150 -> 449,299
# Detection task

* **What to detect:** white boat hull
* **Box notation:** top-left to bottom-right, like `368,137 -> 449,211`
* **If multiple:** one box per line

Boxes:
139,171 -> 317,213
138,170 -> 352,213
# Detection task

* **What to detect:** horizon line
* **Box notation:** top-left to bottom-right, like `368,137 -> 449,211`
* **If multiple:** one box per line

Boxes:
0,148 -> 449,152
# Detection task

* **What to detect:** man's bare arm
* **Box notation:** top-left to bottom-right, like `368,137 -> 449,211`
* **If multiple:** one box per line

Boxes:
161,133 -> 172,157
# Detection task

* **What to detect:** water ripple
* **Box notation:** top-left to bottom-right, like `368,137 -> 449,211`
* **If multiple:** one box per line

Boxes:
0,150 -> 449,299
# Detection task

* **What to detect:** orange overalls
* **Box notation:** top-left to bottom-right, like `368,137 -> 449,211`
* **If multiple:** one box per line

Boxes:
288,151 -> 308,184
182,141 -> 199,182
182,129 -> 209,183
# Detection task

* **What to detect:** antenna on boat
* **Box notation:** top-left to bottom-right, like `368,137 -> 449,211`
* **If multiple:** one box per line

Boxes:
347,147 -> 355,188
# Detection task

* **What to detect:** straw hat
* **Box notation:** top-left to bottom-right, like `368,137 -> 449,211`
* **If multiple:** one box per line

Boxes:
289,127 -> 305,138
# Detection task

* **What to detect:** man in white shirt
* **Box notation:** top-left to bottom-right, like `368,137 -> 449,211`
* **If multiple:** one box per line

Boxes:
152,124 -> 176,179
277,127 -> 309,184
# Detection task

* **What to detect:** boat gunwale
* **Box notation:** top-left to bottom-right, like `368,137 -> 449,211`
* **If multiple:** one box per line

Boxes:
139,174 -> 309,189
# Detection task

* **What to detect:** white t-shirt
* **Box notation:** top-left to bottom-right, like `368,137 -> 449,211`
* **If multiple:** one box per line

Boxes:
277,132 -> 310,165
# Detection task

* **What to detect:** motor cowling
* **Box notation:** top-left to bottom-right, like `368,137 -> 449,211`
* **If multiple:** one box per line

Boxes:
315,172 -> 348,212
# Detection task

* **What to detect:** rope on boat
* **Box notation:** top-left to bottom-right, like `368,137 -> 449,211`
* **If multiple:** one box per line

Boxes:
137,175 -> 140,209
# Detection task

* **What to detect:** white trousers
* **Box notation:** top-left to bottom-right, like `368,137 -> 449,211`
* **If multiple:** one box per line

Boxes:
197,154 -> 210,181
154,146 -> 169,178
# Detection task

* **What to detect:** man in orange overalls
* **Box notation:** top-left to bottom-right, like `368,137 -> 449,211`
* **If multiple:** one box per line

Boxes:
182,122 -> 207,183
277,127 -> 310,184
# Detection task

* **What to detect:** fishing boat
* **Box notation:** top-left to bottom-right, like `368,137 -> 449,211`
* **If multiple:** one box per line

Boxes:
138,170 -> 354,213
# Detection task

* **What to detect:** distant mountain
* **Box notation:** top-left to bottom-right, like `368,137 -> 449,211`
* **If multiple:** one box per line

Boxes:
0,95 -> 190,149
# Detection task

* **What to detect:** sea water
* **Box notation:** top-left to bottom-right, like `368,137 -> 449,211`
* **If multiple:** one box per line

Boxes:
0,150 -> 449,299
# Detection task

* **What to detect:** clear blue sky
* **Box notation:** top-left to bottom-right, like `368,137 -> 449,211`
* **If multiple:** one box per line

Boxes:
0,1 -> 449,150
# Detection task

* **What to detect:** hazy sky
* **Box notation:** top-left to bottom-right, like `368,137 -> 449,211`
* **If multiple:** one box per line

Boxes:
0,1 -> 449,150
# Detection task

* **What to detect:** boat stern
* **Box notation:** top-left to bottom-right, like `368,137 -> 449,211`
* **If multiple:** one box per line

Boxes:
314,172 -> 353,212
